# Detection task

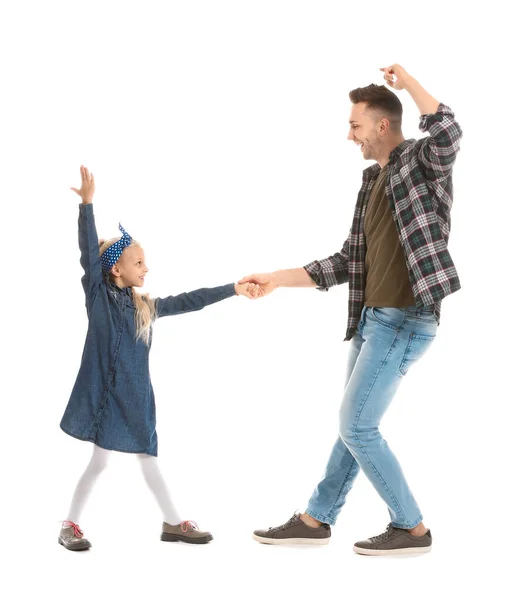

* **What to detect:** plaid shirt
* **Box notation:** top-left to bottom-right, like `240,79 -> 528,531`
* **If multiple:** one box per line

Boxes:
304,103 -> 462,341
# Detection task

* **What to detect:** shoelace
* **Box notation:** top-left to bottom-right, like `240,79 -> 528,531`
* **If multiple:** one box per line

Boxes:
268,512 -> 300,533
180,520 -> 198,533
370,523 -> 396,543
62,520 -> 84,538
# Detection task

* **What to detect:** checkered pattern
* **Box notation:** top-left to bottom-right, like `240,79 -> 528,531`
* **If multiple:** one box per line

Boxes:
304,103 -> 462,341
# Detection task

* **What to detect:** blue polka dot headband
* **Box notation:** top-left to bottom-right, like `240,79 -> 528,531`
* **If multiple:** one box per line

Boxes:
100,223 -> 133,272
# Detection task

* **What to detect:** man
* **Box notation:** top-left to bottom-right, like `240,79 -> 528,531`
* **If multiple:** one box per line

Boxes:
240,64 -> 462,555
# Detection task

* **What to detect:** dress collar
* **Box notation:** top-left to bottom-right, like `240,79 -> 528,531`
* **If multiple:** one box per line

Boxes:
107,278 -> 133,297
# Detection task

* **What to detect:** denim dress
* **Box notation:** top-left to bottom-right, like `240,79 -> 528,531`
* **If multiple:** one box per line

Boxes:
60,203 -> 237,456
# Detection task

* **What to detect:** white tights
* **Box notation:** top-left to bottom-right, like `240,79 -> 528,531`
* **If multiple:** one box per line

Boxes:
66,445 -> 181,525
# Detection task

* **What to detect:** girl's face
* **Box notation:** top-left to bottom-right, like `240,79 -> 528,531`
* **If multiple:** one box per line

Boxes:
110,245 -> 149,288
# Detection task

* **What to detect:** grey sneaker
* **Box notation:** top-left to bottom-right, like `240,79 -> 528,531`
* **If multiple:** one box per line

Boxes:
160,520 -> 213,544
354,523 -> 432,556
58,521 -> 92,551
253,512 -> 331,545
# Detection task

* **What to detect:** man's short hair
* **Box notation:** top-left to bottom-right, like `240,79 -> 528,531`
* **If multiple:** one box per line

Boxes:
349,84 -> 403,129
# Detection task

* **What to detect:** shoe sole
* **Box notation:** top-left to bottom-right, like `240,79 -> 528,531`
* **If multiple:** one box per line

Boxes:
58,537 -> 92,551
353,545 -> 431,556
252,533 -> 330,546
160,532 -> 213,544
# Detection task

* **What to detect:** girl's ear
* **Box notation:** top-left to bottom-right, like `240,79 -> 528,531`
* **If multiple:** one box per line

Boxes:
110,264 -> 120,277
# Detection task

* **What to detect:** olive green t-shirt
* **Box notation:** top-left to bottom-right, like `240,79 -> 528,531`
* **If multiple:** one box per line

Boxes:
364,165 -> 415,307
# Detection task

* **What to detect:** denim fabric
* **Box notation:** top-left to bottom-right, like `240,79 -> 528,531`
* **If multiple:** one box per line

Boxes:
306,305 -> 437,528
60,203 -> 236,456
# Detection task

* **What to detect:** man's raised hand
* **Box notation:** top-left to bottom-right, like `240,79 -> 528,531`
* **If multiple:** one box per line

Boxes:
380,64 -> 411,91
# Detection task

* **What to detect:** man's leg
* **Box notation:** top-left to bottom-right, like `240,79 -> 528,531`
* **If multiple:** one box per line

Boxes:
337,307 -> 437,532
339,306 -> 438,555
304,322 -> 366,526
252,314 -> 368,544
338,311 -> 420,527
305,307 -> 437,534
253,306 -> 436,546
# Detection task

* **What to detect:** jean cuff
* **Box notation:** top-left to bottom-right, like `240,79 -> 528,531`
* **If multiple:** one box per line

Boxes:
391,514 -> 423,529
305,507 -> 336,527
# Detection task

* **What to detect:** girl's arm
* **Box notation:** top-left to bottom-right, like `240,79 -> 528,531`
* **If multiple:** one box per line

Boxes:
154,283 -> 238,318
71,166 -> 102,309
78,203 -> 103,306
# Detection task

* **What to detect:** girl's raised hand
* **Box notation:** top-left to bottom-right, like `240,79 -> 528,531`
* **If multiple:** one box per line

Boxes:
71,165 -> 95,204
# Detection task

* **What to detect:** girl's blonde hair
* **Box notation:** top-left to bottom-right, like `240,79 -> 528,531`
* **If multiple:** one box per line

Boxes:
98,237 -> 156,345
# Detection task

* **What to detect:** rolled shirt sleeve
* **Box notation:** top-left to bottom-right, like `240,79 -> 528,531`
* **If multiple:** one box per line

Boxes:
418,103 -> 463,180
303,236 -> 350,291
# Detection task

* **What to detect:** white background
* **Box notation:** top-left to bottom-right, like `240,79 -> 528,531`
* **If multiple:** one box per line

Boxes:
1,0 -> 529,598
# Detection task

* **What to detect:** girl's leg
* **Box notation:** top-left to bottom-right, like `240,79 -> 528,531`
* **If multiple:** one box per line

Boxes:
59,444 -> 110,550
137,455 -> 181,525
66,444 -> 112,523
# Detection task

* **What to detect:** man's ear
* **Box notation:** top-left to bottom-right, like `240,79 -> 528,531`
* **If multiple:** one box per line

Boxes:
379,117 -> 390,135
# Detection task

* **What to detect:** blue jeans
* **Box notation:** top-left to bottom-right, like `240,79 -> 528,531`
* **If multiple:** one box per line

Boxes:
306,305 -> 438,529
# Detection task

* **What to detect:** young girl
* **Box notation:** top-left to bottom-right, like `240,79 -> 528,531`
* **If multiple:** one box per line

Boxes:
58,165 -> 258,551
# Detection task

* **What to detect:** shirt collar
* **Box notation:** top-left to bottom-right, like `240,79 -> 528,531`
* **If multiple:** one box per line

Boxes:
362,163 -> 381,180
388,138 -> 415,164
362,138 -> 416,181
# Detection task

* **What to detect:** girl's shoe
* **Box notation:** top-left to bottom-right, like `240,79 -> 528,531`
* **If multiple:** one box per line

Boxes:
160,520 -> 213,544
58,521 -> 92,551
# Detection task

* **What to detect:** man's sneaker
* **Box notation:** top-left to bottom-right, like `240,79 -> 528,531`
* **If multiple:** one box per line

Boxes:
160,520 -> 213,544
353,523 -> 432,556
253,512 -> 331,545
58,521 -> 92,551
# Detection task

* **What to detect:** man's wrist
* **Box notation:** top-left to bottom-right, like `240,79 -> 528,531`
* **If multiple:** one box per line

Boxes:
270,271 -> 281,289
402,74 -> 417,93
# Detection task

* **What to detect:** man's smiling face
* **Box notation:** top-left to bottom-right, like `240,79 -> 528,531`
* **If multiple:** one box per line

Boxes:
347,101 -> 382,161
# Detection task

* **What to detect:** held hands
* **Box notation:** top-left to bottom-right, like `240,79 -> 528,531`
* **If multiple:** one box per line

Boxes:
234,282 -> 261,299
379,64 -> 412,90
71,165 -> 95,204
237,273 -> 278,299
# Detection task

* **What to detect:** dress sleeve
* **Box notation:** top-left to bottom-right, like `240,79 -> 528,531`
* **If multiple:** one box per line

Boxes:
78,203 -> 104,311
154,283 -> 237,318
